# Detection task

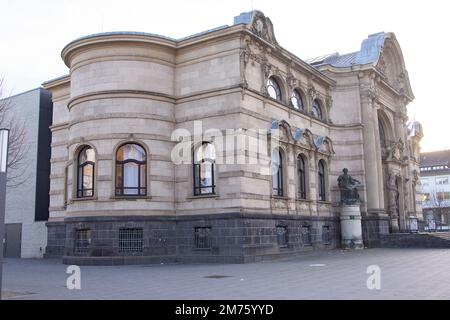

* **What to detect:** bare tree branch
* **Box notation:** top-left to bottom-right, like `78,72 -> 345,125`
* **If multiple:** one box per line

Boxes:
0,77 -> 30,188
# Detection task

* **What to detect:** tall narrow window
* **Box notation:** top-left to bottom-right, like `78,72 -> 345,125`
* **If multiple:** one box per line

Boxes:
297,154 -> 307,199
318,160 -> 326,201
291,90 -> 304,111
193,142 -> 216,195
312,99 -> 323,120
115,143 -> 147,196
77,146 -> 95,198
267,77 -> 282,102
272,149 -> 284,196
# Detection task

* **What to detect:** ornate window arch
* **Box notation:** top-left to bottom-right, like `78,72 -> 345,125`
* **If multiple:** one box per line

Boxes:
77,146 -> 95,198
115,143 -> 147,196
318,159 -> 327,201
312,99 -> 323,120
272,148 -> 285,196
267,76 -> 283,102
193,142 -> 216,195
297,154 -> 308,199
291,89 -> 305,111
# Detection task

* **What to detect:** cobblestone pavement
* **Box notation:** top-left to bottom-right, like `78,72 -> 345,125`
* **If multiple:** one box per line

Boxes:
2,248 -> 450,300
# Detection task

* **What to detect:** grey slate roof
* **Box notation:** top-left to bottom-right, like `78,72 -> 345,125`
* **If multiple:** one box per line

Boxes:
307,32 -> 386,68
420,151 -> 450,167
65,10 -> 259,49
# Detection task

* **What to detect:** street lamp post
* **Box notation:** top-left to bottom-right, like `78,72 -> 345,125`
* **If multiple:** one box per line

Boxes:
0,129 -> 10,300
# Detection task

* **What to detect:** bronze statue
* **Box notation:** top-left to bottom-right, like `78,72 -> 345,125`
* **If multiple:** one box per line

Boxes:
338,168 -> 361,204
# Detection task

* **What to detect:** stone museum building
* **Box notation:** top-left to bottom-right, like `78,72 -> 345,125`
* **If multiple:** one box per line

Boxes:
43,10 -> 423,264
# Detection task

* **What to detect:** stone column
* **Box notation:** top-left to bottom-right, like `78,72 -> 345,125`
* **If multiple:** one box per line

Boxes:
359,77 -> 381,214
372,104 -> 385,209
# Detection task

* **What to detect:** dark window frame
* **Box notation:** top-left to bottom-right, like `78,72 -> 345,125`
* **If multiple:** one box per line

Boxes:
297,155 -> 307,199
194,227 -> 212,250
272,150 -> 284,197
291,89 -> 304,111
115,143 -> 147,197
312,99 -> 323,120
193,142 -> 216,196
74,229 -> 91,254
119,228 -> 143,253
267,77 -> 282,102
77,146 -> 95,198
318,160 -> 326,201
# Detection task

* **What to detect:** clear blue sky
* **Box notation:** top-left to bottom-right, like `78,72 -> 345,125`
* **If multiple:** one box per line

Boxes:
1,0 -> 449,152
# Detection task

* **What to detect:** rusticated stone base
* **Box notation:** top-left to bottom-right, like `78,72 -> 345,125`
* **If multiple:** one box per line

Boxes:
46,213 -> 340,265
361,215 -> 390,248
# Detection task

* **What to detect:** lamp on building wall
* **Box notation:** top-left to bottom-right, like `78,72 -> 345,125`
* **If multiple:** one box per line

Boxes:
0,128 -> 10,300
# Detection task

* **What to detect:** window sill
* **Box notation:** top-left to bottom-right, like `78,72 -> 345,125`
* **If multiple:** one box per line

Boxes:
111,196 -> 152,201
296,198 -> 313,203
187,194 -> 219,200
70,197 -> 98,203
271,195 -> 289,200
317,201 -> 332,205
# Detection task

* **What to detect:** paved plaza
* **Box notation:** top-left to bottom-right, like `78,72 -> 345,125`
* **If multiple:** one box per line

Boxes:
2,248 -> 450,300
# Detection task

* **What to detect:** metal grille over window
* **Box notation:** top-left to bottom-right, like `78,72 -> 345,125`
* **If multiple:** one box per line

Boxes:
302,226 -> 312,246
322,226 -> 330,244
276,226 -> 288,247
119,228 -> 143,252
75,229 -> 90,254
194,227 -> 212,249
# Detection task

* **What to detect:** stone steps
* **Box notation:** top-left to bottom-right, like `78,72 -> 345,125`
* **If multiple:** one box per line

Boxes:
379,232 -> 450,248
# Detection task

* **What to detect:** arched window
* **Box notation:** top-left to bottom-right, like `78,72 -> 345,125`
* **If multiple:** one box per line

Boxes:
77,146 -> 95,198
379,120 -> 387,148
267,77 -> 282,102
312,100 -> 323,120
272,149 -> 284,196
115,143 -> 147,196
297,154 -> 307,199
193,142 -> 216,195
318,160 -> 327,201
291,90 -> 304,111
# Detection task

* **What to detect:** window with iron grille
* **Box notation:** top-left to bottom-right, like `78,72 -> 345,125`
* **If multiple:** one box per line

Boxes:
276,226 -> 288,247
322,226 -> 330,245
302,226 -> 312,246
119,228 -> 143,252
193,142 -> 216,196
194,227 -> 212,250
75,229 -> 91,254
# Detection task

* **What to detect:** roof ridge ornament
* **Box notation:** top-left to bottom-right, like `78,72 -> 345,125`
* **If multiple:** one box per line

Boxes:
234,11 -> 278,45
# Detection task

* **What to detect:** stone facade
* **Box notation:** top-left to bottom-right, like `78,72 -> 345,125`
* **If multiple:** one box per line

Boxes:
43,10 -> 422,264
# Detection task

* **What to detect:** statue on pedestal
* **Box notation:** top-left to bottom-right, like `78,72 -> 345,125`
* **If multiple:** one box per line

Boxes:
338,168 -> 361,205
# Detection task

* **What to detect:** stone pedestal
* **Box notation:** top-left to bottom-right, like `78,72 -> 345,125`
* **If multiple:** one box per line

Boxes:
340,204 -> 364,249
